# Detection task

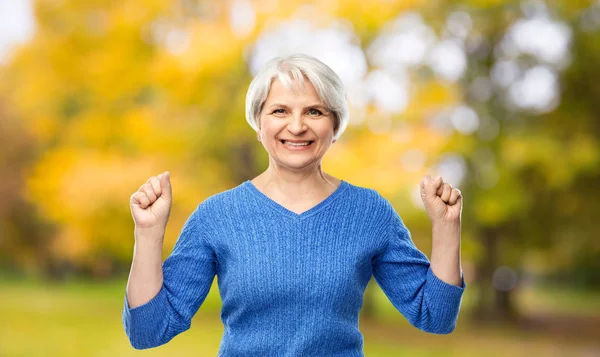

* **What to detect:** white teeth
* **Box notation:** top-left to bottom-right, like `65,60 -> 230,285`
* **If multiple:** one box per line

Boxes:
283,141 -> 311,147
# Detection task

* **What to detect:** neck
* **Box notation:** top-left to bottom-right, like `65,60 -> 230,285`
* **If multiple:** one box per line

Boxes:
256,162 -> 337,200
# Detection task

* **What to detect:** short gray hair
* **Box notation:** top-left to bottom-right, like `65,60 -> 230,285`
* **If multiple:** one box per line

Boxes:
245,54 -> 349,141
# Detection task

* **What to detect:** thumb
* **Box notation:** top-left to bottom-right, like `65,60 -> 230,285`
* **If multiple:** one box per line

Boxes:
159,171 -> 172,200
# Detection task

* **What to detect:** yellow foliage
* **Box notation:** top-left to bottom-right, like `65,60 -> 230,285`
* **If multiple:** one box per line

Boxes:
50,224 -> 91,264
501,133 -> 599,189
23,142 -> 227,265
10,0 -> 588,274
333,0 -> 428,32
406,81 -> 462,122
325,123 -> 452,197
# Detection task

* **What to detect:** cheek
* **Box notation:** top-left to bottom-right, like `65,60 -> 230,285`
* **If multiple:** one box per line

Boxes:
316,121 -> 335,137
261,117 -> 282,131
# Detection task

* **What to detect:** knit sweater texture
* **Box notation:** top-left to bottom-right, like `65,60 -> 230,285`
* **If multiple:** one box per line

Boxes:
122,179 -> 466,356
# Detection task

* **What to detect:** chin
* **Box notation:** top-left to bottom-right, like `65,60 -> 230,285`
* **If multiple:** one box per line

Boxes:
273,157 -> 320,170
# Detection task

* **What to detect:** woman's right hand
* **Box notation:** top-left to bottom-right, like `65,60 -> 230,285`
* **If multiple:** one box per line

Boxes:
130,171 -> 172,231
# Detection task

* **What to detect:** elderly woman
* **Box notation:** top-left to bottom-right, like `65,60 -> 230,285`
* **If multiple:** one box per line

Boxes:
123,54 -> 466,355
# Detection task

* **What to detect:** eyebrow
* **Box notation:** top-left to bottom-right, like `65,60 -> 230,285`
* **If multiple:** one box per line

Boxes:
267,103 -> 328,110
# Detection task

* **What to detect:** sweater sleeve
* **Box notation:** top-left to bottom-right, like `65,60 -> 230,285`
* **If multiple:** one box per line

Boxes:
122,204 -> 217,349
371,201 -> 466,334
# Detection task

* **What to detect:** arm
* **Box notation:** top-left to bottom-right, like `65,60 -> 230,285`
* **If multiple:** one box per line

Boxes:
430,221 -> 463,287
125,227 -> 165,310
423,175 -> 464,288
371,201 -> 466,334
122,206 -> 217,349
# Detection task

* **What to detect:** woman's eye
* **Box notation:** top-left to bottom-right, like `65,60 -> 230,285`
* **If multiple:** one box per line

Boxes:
308,109 -> 322,116
273,109 -> 285,114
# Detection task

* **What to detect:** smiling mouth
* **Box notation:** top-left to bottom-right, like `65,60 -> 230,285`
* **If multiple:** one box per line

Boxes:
280,140 -> 314,146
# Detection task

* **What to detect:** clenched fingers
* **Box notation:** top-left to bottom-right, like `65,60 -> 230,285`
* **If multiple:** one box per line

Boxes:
440,183 -> 452,202
138,182 -> 157,203
449,188 -> 462,205
131,191 -> 151,209
147,176 -> 162,198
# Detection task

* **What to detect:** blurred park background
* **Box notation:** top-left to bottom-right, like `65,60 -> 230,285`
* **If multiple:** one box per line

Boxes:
1,0 -> 600,356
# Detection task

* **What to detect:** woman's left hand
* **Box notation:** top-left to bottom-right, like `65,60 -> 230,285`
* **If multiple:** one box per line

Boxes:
420,175 -> 462,224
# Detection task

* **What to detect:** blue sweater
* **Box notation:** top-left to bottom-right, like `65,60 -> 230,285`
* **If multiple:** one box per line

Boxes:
122,179 -> 466,355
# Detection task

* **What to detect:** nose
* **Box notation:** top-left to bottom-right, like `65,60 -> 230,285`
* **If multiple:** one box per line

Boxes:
287,112 -> 307,135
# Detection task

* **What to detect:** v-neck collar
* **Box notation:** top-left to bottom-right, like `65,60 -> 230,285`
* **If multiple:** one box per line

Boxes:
242,179 -> 349,219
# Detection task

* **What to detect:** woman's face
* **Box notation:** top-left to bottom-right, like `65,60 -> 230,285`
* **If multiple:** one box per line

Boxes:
257,77 -> 336,172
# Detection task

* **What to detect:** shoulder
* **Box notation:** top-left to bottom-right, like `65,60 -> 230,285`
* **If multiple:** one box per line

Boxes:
344,180 -> 392,206
345,183 -> 411,242
184,183 -> 248,240
194,182 -> 247,216
342,180 -> 396,221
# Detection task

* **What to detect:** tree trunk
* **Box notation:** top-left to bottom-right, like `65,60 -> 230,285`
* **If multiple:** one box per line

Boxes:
230,140 -> 258,183
473,225 -> 519,324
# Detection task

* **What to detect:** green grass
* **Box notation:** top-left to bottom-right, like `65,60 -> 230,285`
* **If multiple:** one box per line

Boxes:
0,277 -> 598,357
517,284 -> 600,315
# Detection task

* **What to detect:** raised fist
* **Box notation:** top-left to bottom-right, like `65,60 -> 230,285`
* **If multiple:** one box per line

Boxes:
130,171 -> 172,230
420,175 -> 462,224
